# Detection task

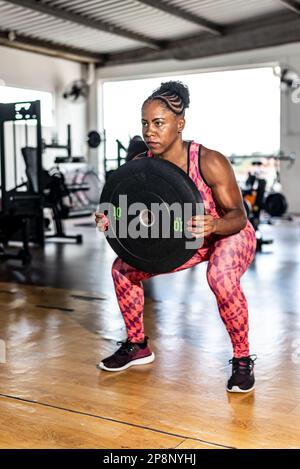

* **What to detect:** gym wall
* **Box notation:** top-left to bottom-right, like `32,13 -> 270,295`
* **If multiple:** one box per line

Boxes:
0,45 -> 87,159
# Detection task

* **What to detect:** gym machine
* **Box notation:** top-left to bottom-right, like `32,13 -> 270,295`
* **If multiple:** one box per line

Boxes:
46,126 -> 102,220
230,152 -> 295,252
0,101 -> 44,264
0,99 -> 103,264
104,138 -> 126,179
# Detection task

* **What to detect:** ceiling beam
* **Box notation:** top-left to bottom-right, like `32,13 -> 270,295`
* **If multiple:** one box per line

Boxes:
137,0 -> 223,35
279,0 -> 300,16
4,0 -> 162,49
0,29 -> 106,64
100,12 -> 300,67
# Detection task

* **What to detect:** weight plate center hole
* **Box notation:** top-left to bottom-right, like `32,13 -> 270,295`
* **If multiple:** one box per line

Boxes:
139,208 -> 155,227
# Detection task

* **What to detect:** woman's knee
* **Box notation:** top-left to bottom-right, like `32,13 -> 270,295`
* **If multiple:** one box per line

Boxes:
111,257 -> 150,282
206,266 -> 218,292
111,257 -> 126,278
206,264 -> 239,295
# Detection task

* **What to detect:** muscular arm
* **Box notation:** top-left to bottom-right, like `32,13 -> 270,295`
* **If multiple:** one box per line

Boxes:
201,148 -> 247,236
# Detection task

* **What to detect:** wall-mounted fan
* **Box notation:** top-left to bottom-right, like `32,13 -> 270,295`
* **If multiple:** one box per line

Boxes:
62,79 -> 89,103
279,68 -> 300,91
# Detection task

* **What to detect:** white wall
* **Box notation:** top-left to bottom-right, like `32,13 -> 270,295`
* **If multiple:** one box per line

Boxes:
280,54 -> 300,215
0,45 -> 87,158
86,78 -> 102,173
97,42 -> 300,213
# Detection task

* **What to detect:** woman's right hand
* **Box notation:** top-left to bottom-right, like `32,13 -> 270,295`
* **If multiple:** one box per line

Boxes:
95,211 -> 109,232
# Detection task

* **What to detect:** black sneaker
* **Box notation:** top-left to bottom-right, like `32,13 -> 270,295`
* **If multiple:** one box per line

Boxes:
227,355 -> 256,393
97,336 -> 155,372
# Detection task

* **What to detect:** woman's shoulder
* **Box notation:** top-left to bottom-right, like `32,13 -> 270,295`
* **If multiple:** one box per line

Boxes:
199,145 -> 232,186
200,145 -> 226,161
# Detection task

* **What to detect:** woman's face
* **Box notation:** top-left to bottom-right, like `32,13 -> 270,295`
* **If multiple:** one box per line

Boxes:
142,100 -> 185,155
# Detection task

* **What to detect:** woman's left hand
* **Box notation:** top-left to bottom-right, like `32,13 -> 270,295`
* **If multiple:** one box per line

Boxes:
187,215 -> 217,238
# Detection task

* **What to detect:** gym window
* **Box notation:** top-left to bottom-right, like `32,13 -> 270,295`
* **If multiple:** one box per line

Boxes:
0,85 -> 53,127
102,67 -> 280,185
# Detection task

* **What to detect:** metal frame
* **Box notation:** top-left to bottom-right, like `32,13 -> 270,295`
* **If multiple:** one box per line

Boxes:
0,100 -> 42,208
102,12 -> 300,66
0,100 -> 44,246
137,0 -> 223,35
44,123 -> 72,158
5,0 -> 161,50
3,1 -> 299,66
279,0 -> 300,16
0,29 -> 105,64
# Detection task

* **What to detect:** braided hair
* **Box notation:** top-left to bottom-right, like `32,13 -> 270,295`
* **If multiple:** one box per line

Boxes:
144,80 -> 190,116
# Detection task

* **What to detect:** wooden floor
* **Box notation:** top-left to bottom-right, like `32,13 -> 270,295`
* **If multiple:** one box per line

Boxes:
0,217 -> 300,448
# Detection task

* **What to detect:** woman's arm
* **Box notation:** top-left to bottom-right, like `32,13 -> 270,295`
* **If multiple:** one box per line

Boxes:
188,148 -> 247,237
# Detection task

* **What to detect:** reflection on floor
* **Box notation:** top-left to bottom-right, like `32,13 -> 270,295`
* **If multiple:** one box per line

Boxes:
0,217 -> 300,448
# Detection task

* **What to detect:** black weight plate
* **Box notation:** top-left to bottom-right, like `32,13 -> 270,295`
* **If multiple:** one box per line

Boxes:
264,192 -> 288,217
87,131 -> 101,148
99,157 -> 204,273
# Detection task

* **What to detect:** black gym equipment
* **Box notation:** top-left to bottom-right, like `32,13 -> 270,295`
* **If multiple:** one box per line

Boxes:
21,146 -> 84,244
264,192 -> 288,217
46,127 -> 103,159
100,157 -> 204,273
43,123 -> 72,158
126,136 -> 148,162
104,136 -> 148,181
231,152 -> 295,252
242,166 -> 273,252
47,126 -> 103,217
0,100 -> 104,261
87,130 -> 101,149
0,101 -> 44,264
263,154 -> 293,221
104,138 -> 127,178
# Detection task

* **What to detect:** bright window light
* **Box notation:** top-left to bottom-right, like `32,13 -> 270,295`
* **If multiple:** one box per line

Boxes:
0,85 -> 53,126
103,67 -> 280,159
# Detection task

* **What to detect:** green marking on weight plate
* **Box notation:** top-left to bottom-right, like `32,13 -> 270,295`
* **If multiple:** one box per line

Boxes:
173,217 -> 183,232
113,206 -> 122,220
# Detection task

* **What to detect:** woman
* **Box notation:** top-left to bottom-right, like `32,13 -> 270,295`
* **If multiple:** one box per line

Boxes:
95,81 -> 256,393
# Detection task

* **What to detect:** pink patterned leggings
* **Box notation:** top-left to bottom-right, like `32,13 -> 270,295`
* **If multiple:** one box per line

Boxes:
111,221 -> 256,358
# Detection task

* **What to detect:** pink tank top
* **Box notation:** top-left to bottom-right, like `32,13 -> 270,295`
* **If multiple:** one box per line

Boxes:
147,141 -> 223,219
